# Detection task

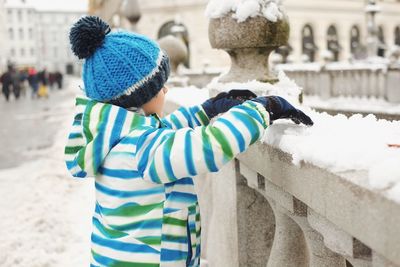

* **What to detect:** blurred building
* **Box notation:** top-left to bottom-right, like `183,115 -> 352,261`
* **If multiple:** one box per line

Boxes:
4,0 -> 86,74
0,0 -> 7,71
4,0 -> 38,68
90,0 -> 400,69
37,11 -> 84,74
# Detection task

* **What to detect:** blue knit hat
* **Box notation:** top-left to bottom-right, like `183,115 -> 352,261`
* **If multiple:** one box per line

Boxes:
69,16 -> 170,108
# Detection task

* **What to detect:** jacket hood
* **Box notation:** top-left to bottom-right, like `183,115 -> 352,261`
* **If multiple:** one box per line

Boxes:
64,96 -> 161,178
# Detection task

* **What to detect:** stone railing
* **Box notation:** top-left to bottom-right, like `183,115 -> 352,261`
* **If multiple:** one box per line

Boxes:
235,144 -> 400,267
165,4 -> 400,267
277,64 -> 400,103
164,98 -> 400,267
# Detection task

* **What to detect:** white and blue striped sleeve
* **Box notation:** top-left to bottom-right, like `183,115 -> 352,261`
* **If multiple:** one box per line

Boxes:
161,105 -> 210,129
135,101 -> 270,184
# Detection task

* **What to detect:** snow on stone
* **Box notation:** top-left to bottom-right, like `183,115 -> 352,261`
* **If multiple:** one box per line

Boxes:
207,70 -> 302,104
304,95 -> 400,115
205,0 -> 284,23
0,78 -> 94,266
166,85 -> 210,107
167,75 -> 400,203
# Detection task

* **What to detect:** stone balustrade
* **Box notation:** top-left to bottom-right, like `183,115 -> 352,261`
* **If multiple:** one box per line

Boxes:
164,95 -> 400,267
277,65 -> 400,103
166,95 -> 394,267
163,2 -> 400,266
235,143 -> 400,267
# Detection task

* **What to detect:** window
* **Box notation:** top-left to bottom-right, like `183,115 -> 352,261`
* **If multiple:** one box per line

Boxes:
30,48 -> 35,56
7,10 -> 12,22
378,26 -> 386,57
394,26 -> 400,46
21,48 -> 25,57
17,10 -> 22,21
10,48 -> 15,57
8,28 -> 14,40
28,28 -> 33,39
327,25 -> 341,61
350,25 -> 361,55
19,28 -> 24,40
302,24 -> 317,62
54,47 -> 58,57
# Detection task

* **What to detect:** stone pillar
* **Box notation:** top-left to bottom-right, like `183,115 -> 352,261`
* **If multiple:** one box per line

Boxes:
208,14 -> 289,83
386,68 -> 400,103
267,201 -> 308,267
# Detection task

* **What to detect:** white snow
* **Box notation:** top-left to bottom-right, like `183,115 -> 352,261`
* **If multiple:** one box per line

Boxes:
166,74 -> 400,203
166,86 -> 210,107
304,95 -> 400,115
365,3 -> 381,13
205,0 -> 284,23
207,70 -> 302,104
0,78 -> 94,267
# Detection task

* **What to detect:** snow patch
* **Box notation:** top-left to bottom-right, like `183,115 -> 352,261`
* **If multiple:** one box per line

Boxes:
205,0 -> 284,23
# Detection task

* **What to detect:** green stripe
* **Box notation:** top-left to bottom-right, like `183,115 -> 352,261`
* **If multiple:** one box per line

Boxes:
83,101 -> 96,143
163,216 -> 186,227
208,126 -> 234,161
91,250 -> 159,267
197,109 -> 210,125
163,234 -> 187,242
130,114 -> 144,129
94,220 -> 128,239
65,146 -> 82,155
77,146 -> 86,170
100,202 -> 163,217
76,97 -> 89,106
74,113 -> 83,121
92,104 -> 112,172
136,236 -> 161,246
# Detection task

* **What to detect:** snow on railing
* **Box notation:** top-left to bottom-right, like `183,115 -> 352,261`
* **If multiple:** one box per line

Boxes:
164,1 -> 400,266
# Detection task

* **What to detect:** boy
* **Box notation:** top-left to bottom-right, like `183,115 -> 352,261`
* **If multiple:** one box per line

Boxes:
65,16 -> 312,267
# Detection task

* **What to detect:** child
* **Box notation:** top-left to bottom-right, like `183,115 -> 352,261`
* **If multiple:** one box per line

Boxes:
65,16 -> 313,267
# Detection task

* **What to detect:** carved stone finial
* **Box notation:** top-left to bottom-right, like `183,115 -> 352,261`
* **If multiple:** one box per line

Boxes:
208,13 -> 289,83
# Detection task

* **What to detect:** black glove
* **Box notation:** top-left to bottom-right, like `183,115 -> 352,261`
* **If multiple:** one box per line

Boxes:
202,89 -> 257,119
252,96 -> 314,126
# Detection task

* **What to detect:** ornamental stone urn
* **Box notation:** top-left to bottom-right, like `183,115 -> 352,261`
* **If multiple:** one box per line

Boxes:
208,13 -> 290,83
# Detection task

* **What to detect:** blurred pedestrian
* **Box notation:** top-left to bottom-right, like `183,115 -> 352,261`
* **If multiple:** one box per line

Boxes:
0,65 -> 13,101
28,67 -> 39,98
37,68 -> 49,98
49,72 -> 56,90
54,71 -> 63,89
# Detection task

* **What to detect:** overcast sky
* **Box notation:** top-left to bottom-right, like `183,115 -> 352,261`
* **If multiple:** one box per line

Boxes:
7,0 -> 89,12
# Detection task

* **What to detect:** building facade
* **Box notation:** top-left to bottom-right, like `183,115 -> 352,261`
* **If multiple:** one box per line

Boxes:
0,0 -> 7,71
4,0 -> 86,74
90,0 -> 400,69
4,0 -> 38,68
36,11 -> 84,74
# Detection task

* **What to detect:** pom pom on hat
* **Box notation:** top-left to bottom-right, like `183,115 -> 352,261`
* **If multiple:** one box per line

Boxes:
69,16 -> 111,59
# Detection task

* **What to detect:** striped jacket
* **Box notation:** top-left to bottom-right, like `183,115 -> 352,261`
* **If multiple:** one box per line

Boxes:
64,96 -> 269,267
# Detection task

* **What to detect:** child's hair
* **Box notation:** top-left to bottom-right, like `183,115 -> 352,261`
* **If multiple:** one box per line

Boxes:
69,16 -> 170,108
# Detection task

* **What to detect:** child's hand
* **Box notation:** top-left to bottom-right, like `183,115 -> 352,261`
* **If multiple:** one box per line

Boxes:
202,89 -> 257,119
251,96 -> 314,126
